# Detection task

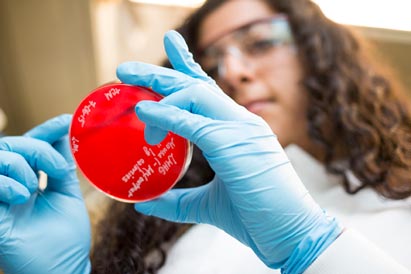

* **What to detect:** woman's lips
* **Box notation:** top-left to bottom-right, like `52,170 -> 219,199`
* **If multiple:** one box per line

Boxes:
245,100 -> 273,114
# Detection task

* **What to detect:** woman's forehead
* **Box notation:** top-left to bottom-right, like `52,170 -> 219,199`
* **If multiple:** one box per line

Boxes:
198,0 -> 278,49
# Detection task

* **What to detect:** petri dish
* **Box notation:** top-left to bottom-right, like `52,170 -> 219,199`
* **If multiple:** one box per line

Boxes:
69,83 -> 192,203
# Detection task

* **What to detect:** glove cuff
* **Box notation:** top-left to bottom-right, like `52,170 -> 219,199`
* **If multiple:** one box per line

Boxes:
281,214 -> 343,274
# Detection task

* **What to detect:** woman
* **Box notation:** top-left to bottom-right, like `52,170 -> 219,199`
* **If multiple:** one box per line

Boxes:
91,0 -> 411,273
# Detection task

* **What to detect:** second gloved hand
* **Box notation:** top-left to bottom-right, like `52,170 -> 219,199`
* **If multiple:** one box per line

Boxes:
117,30 -> 342,273
0,115 -> 91,274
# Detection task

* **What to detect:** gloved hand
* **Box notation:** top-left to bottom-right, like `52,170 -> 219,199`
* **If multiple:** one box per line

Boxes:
0,114 -> 91,274
117,30 -> 343,273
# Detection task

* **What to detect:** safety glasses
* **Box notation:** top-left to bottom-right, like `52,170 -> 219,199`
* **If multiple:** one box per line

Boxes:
198,15 -> 294,79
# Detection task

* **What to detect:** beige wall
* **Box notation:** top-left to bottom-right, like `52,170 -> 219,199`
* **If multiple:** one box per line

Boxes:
90,0 -> 193,85
358,26 -> 411,89
0,0 -> 194,135
0,0 -> 96,135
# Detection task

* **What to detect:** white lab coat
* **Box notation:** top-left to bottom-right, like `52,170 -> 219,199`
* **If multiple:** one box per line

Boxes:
158,145 -> 411,274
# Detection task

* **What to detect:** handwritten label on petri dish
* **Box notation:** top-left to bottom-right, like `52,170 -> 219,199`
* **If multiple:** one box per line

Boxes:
70,83 -> 191,202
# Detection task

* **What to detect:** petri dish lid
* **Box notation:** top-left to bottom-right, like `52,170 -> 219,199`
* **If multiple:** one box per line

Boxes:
69,83 -> 192,203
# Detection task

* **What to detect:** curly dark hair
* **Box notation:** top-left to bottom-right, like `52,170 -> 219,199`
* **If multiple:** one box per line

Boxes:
91,0 -> 411,273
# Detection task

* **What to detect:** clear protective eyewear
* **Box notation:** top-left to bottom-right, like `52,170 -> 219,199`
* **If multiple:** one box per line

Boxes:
199,15 -> 294,79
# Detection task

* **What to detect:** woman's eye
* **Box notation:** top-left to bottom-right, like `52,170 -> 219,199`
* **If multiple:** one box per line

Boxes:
248,39 -> 281,54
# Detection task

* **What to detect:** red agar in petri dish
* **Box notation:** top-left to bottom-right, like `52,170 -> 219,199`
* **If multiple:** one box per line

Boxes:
69,83 -> 192,202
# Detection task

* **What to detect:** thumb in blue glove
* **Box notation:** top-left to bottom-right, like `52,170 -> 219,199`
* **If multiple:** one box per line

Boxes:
0,123 -> 69,204
0,114 -> 91,274
116,30 -> 343,273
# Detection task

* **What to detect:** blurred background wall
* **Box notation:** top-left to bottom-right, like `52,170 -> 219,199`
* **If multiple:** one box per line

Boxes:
0,0 -> 410,135
0,0 -> 97,134
0,0 -> 192,134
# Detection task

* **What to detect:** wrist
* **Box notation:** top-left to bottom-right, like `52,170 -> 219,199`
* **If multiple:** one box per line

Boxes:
280,214 -> 343,274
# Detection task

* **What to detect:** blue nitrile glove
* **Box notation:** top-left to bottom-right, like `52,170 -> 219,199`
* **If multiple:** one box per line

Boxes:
0,114 -> 91,274
117,31 -> 343,274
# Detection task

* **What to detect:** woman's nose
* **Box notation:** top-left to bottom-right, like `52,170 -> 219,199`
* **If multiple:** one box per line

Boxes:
218,46 -> 254,85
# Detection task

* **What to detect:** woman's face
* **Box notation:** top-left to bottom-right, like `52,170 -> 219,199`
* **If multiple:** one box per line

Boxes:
197,0 -> 313,151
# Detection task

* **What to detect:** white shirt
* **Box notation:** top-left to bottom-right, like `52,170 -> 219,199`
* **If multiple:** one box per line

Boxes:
159,145 -> 411,273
